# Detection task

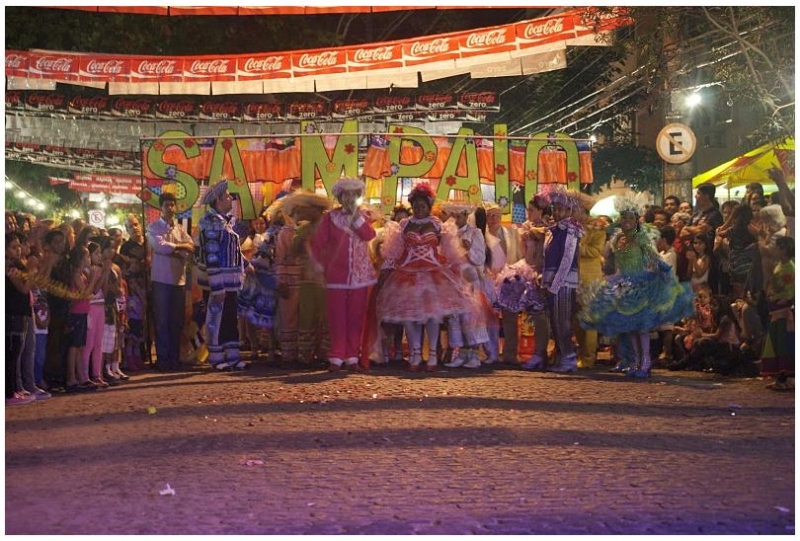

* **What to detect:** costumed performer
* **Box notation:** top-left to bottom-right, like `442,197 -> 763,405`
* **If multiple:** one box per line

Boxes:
275,191 -> 331,367
440,202 -> 495,369
578,197 -> 695,379
376,183 -> 471,372
309,177 -> 377,372
540,188 -> 585,373
196,179 -> 253,371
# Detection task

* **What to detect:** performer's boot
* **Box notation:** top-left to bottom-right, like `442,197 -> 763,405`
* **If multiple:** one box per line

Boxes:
628,333 -> 652,379
521,353 -> 546,371
445,347 -> 465,368
463,348 -> 481,369
408,349 -> 423,372
426,348 -> 438,371
547,353 -> 577,373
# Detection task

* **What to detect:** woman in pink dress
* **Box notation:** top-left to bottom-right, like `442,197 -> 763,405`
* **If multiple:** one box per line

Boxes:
376,184 -> 470,372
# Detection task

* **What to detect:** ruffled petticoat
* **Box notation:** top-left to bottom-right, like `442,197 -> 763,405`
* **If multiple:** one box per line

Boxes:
376,264 -> 471,324
578,266 -> 695,336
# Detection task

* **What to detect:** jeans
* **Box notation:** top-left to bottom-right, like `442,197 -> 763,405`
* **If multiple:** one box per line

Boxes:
151,281 -> 186,369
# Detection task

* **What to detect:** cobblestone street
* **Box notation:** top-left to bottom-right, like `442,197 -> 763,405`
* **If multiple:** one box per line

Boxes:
5,362 -> 795,535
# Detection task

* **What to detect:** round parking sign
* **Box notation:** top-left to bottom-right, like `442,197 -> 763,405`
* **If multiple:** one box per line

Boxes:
656,123 -> 696,164
88,209 -> 105,228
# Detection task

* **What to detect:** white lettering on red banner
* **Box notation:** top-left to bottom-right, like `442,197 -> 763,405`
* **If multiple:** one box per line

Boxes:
298,51 -> 339,68
410,38 -> 451,57
86,59 -> 124,75
466,30 -> 507,49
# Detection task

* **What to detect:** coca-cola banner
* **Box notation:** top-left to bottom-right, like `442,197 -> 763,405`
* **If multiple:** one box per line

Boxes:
7,89 -> 499,123
4,9 -> 630,93
457,92 -> 500,112
69,173 -> 142,195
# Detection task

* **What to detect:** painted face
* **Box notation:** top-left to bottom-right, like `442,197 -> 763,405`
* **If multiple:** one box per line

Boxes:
411,198 -> 431,219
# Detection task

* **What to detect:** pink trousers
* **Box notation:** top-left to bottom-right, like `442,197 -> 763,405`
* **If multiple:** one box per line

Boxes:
325,288 -> 369,360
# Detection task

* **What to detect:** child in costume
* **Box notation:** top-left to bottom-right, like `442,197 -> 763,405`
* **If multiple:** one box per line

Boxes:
541,188 -> 585,373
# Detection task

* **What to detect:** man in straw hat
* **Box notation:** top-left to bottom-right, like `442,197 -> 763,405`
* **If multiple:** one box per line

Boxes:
275,190 -> 331,367
145,190 -> 195,372
309,177 -> 377,372
196,179 -> 250,371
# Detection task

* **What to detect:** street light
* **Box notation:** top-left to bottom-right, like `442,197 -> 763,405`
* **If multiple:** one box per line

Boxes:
685,92 -> 702,108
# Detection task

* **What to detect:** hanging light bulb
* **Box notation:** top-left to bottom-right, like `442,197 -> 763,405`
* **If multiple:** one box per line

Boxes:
16,190 -> 27,199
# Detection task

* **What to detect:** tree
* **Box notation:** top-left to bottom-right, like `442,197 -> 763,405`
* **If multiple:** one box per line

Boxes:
623,7 -> 795,147
589,144 -> 662,195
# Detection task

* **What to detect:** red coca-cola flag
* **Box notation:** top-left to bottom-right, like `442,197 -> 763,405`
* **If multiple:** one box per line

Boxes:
27,51 -> 80,81
291,48 -> 347,77
236,54 -> 292,80
515,13 -> 576,50
78,55 -> 130,82
402,32 -> 459,67
573,7 -> 632,38
5,50 -> 30,78
182,56 -> 235,82
454,25 -> 517,59
129,56 -> 184,82
346,43 -> 403,72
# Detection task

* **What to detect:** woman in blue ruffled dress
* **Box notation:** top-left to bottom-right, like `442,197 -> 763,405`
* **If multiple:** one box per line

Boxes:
578,200 -> 695,378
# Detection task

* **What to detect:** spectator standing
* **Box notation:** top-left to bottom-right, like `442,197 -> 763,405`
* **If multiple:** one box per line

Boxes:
145,191 -> 195,372
6,232 -> 35,406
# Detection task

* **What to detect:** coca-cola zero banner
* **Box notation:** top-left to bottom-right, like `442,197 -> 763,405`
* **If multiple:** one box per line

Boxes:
6,89 -> 500,122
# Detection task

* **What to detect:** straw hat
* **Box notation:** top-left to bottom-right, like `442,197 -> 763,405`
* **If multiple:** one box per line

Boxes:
280,191 -> 332,217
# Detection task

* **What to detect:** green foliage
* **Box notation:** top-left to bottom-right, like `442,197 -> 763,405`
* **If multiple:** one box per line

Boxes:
590,144 -> 662,194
